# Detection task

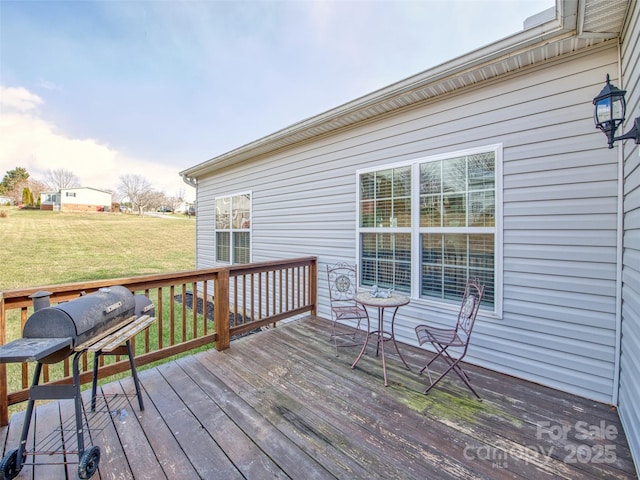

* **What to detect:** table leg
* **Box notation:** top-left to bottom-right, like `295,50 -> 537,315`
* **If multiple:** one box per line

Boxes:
351,306 -> 371,370
390,307 -> 411,370
379,307 -> 388,386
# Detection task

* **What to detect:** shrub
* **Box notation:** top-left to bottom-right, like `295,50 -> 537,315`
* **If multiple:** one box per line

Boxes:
0,210 -> 8,218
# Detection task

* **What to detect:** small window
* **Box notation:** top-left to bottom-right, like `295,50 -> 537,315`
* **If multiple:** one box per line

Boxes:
215,192 -> 251,264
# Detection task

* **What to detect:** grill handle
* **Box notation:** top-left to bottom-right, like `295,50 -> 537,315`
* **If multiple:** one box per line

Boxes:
104,301 -> 123,314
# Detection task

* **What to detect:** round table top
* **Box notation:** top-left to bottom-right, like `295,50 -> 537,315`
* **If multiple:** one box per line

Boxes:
354,291 -> 410,308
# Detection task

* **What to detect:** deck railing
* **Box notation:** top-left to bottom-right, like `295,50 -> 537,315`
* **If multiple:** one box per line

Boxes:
0,257 -> 317,426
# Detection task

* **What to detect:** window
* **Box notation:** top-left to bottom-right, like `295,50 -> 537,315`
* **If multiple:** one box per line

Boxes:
360,166 -> 412,293
65,192 -> 76,197
357,146 -> 500,313
215,192 -> 251,264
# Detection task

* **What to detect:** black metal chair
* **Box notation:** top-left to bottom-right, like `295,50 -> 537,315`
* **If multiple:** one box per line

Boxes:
326,262 -> 368,355
415,278 -> 484,399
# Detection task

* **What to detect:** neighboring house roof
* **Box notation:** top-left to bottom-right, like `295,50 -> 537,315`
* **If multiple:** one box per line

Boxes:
180,0 -> 630,184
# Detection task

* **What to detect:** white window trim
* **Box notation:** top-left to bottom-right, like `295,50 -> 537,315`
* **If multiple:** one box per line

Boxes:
355,144 -> 503,318
214,190 -> 253,264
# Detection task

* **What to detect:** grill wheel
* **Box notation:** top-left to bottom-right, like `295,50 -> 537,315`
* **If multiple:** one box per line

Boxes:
0,448 -> 19,479
78,445 -> 101,479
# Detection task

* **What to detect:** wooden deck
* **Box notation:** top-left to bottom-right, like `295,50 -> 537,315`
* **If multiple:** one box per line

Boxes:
1,316 -> 637,479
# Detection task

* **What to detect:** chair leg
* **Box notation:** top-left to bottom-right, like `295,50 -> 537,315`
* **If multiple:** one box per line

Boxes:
330,318 -> 366,356
418,345 -> 448,374
421,345 -> 481,400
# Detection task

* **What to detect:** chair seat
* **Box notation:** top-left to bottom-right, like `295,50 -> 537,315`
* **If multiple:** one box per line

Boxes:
332,305 -> 367,321
415,325 -> 465,347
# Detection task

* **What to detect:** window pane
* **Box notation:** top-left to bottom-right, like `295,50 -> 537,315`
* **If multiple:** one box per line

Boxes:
393,166 -> 411,197
376,170 -> 393,199
360,233 -> 410,293
443,157 -> 466,193
444,234 -> 467,268
233,232 -> 250,264
469,190 -> 494,227
216,198 -> 230,229
469,234 -> 494,271
421,233 -> 494,307
420,195 -> 441,227
443,193 -> 466,227
360,172 -> 375,200
443,266 -> 467,300
216,232 -> 230,262
361,200 -> 375,227
393,198 -> 411,227
376,199 -> 392,227
361,167 -> 412,229
232,194 -> 251,229
468,152 -> 495,190
471,268 -> 495,308
420,162 -> 441,194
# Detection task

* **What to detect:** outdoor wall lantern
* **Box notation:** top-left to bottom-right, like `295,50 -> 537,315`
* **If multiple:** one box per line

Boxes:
593,74 -> 640,149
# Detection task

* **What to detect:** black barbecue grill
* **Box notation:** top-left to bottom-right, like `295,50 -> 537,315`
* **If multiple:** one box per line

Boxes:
0,286 -> 155,480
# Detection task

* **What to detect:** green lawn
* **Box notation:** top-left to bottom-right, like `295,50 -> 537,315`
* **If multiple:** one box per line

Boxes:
0,207 -> 199,412
0,208 -> 196,290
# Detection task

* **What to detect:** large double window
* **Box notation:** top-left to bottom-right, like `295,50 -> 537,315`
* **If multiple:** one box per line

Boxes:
215,192 -> 251,264
357,146 -> 500,312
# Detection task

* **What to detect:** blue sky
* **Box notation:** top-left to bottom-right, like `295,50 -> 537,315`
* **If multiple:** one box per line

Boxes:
1,0 -> 554,200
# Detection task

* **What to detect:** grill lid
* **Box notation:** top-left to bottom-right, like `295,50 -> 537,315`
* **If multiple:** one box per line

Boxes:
0,286 -> 140,364
23,286 -> 135,342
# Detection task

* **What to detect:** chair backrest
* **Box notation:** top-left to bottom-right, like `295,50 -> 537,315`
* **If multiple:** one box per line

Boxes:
456,278 -> 485,338
326,262 -> 359,304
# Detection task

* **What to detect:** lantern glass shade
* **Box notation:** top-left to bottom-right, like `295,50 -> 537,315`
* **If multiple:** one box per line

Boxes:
594,95 -> 625,127
593,75 -> 627,147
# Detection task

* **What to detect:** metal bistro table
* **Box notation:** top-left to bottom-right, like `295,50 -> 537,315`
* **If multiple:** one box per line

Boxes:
351,291 -> 411,386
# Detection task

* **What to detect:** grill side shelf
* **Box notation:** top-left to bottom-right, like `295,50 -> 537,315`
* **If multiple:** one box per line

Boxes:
73,315 -> 138,352
86,315 -> 156,353
0,338 -> 73,363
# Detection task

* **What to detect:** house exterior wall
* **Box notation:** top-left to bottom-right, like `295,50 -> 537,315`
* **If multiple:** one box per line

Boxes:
619,0 -> 640,469
195,45 -> 622,404
59,188 -> 111,212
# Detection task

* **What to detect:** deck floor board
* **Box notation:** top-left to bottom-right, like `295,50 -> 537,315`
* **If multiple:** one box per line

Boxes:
1,316 -> 637,479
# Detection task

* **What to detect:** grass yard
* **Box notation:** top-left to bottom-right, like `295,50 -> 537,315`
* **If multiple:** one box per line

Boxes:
0,208 -> 199,411
0,208 -> 196,291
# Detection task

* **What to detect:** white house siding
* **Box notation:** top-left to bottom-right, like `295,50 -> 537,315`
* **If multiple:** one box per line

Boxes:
59,188 -> 111,212
619,0 -> 640,469
195,44 -> 621,403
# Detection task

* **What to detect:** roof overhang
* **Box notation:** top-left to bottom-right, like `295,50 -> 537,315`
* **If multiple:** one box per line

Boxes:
180,0 -> 630,183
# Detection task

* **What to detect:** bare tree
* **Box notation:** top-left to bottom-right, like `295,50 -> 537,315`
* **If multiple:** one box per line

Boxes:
28,179 -> 48,206
44,168 -> 81,191
143,190 -> 167,212
118,174 -> 154,215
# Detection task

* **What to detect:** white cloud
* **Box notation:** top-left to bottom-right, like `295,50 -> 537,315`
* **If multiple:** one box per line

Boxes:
0,86 -> 43,112
0,85 -> 194,200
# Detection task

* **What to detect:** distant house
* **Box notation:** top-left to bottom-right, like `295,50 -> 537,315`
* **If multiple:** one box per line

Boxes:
181,0 -> 640,468
40,187 -> 112,212
0,196 -> 11,206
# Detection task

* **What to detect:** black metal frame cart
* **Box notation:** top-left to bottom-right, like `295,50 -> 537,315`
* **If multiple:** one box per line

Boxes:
0,313 -> 154,480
